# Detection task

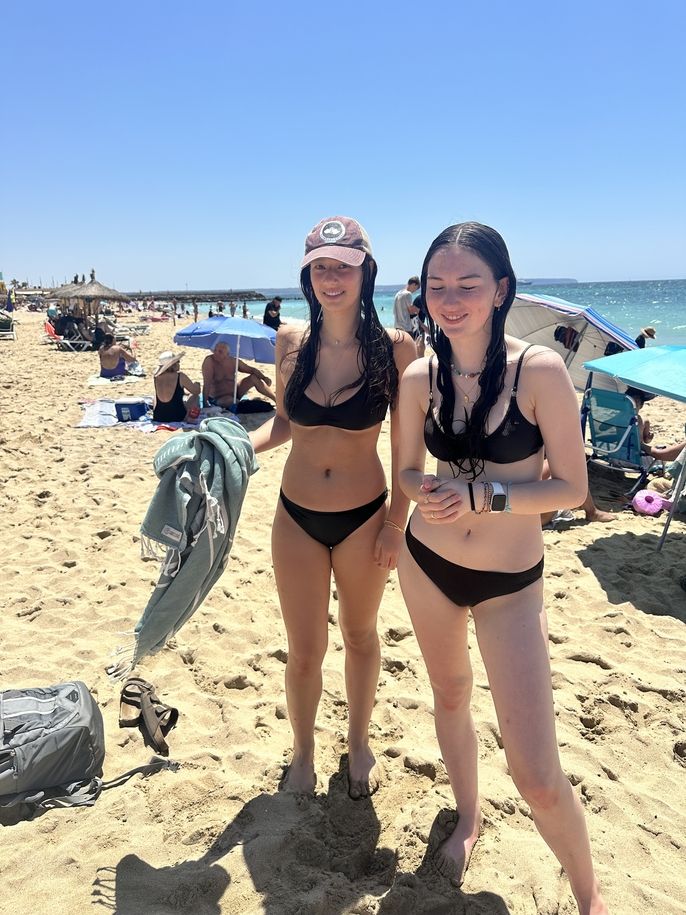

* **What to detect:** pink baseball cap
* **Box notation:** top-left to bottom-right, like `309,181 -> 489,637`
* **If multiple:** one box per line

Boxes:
301,216 -> 373,268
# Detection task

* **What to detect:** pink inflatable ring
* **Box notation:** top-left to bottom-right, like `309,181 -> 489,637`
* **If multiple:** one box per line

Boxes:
632,489 -> 671,516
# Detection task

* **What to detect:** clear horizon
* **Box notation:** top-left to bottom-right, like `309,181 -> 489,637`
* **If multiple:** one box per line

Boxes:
3,1 -> 685,289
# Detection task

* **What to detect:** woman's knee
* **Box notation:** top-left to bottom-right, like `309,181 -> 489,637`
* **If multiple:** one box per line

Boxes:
286,641 -> 327,678
339,622 -> 379,655
430,671 -> 473,712
511,766 -> 567,812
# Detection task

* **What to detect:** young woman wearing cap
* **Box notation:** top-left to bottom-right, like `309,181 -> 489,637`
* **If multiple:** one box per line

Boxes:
396,223 -> 608,912
250,217 -> 416,797
153,350 -> 201,423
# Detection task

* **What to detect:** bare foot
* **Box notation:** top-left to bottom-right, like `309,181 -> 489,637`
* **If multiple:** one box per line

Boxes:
279,753 -> 316,795
347,744 -> 380,799
582,884 -> 609,915
584,509 -> 617,523
434,815 -> 480,888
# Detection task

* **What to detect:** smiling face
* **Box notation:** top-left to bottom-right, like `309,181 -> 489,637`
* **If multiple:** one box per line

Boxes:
309,257 -> 363,313
425,245 -> 508,342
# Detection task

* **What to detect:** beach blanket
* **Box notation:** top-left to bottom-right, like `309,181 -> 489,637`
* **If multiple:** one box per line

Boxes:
77,398 -> 153,428
87,375 -> 140,387
108,417 -> 257,677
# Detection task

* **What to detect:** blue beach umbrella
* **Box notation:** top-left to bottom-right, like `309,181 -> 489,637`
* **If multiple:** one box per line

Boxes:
174,315 -> 277,406
584,345 -> 686,551
174,316 -> 277,363
584,345 -> 686,404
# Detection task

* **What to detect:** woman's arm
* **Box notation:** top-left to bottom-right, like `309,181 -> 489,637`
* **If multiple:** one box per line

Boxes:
397,356 -> 434,502
386,332 -> 419,525
179,372 -> 201,395
374,332 -> 418,568
249,327 -> 297,453
502,349 -> 588,514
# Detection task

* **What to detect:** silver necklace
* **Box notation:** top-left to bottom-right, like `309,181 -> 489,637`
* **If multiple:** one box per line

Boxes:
451,364 -> 482,379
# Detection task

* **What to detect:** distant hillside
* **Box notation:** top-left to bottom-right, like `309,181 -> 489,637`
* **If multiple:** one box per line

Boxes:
520,278 -> 578,286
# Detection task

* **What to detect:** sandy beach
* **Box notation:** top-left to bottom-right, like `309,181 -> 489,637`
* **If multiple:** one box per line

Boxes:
1,311 -> 685,915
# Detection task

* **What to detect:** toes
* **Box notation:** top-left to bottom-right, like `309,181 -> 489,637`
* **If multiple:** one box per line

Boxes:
434,848 -> 464,887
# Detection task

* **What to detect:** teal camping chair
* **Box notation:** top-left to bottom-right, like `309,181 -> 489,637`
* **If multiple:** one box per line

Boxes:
581,388 -> 660,496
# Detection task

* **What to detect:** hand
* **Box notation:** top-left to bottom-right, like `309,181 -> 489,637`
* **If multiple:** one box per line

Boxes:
261,375 -> 272,386
374,523 -> 403,570
417,476 -> 470,524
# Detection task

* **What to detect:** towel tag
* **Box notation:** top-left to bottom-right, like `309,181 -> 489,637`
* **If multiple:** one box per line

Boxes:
161,525 -> 183,543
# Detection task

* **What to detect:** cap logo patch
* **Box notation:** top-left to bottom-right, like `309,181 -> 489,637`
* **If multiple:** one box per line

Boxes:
319,220 -> 346,244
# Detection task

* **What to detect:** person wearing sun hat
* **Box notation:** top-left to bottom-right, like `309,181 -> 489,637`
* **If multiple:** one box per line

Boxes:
635,326 -> 656,348
152,349 -> 201,423
249,216 -> 416,798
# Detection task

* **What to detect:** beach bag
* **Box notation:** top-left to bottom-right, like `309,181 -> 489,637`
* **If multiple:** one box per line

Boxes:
0,681 -> 174,825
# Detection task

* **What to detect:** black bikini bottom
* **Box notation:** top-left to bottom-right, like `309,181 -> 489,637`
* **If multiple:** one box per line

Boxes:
279,489 -> 388,549
405,526 -> 543,608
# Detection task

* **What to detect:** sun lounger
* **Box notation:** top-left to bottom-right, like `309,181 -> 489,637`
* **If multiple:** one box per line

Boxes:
0,310 -> 17,341
43,321 -> 91,352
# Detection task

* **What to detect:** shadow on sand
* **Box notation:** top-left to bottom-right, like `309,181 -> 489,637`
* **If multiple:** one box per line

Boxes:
92,756 -> 512,914
577,529 -> 686,622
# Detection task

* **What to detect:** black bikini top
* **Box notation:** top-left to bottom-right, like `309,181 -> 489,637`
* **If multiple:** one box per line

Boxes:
424,345 -> 544,465
288,380 -> 389,431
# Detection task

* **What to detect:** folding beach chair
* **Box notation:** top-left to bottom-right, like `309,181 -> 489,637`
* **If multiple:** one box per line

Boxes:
581,388 -> 661,497
43,320 -> 91,352
0,309 -> 17,341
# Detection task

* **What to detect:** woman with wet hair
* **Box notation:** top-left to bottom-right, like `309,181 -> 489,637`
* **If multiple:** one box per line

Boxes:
250,217 -> 416,798
397,223 -> 608,913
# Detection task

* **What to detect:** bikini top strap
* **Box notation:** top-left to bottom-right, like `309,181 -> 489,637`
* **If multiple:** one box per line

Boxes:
428,357 -> 435,403
512,344 -> 535,395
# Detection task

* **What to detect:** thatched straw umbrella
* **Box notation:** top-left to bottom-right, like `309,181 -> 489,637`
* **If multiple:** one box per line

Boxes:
53,273 -> 129,321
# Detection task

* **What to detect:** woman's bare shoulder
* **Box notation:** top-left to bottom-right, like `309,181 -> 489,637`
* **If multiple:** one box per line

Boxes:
507,338 -> 565,373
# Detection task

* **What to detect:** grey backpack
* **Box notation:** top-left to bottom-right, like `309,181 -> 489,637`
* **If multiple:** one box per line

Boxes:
0,680 -> 173,825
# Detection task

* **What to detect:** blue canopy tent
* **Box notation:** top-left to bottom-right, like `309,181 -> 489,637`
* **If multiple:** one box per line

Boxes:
584,346 -> 686,550
506,293 -> 637,392
174,316 -> 277,406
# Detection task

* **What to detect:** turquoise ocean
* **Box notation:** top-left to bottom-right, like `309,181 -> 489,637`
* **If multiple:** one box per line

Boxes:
249,279 -> 686,346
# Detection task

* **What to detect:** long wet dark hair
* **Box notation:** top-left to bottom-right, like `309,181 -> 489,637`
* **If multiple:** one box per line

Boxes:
422,222 -> 517,479
284,255 -> 398,413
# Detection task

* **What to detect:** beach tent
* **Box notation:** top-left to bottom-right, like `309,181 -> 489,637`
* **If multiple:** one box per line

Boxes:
506,293 -> 637,392
584,345 -> 686,550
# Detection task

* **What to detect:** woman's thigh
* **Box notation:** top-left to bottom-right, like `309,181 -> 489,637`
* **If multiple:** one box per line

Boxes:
330,502 -> 388,639
472,580 -> 561,779
396,540 -> 472,692
272,500 -> 333,659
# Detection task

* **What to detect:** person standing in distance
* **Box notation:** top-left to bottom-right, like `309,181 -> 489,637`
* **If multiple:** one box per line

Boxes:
394,276 -> 421,353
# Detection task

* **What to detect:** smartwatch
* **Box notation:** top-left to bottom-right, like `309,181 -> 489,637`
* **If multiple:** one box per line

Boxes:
490,482 -> 508,512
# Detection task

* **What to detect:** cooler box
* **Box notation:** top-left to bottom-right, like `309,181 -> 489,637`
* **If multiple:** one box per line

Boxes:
114,398 -> 148,422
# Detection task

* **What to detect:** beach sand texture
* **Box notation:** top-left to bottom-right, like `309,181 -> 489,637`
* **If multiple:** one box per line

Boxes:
1,313 -> 685,915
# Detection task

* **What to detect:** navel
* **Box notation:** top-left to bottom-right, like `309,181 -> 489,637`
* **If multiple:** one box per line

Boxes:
324,468 -> 331,478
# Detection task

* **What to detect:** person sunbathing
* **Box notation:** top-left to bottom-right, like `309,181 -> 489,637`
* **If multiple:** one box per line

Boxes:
99,334 -> 135,378
202,342 -> 276,408
153,350 -> 200,422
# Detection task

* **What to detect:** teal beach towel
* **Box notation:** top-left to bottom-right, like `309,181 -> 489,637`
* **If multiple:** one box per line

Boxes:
109,417 -> 258,677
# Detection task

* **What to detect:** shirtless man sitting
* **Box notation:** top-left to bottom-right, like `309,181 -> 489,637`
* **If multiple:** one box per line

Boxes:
202,342 -> 277,408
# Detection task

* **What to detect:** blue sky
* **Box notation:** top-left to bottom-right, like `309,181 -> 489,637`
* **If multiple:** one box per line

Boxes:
3,1 -> 685,290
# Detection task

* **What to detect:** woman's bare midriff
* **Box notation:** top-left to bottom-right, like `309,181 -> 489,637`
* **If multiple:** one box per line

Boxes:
282,423 -> 387,510
411,453 -> 546,572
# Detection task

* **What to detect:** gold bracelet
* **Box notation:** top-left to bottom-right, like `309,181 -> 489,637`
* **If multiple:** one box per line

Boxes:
384,519 -> 405,533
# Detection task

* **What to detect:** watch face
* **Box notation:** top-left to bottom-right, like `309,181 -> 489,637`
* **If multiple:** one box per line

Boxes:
491,493 -> 507,512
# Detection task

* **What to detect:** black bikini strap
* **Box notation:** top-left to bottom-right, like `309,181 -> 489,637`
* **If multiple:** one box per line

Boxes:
512,344 -> 535,395
428,357 -> 435,403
